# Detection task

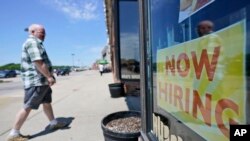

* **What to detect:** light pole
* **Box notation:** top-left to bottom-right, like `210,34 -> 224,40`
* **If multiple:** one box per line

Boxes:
71,53 -> 75,69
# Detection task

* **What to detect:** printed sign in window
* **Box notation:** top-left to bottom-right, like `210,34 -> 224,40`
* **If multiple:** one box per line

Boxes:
179,0 -> 215,22
157,20 -> 246,141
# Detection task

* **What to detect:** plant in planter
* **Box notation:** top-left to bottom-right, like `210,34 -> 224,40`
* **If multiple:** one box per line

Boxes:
101,111 -> 141,141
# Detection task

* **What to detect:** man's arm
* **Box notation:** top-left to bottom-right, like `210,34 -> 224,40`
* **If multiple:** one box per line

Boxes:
34,60 -> 55,86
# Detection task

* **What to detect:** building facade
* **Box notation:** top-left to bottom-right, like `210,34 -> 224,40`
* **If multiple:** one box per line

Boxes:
104,0 -> 140,94
105,0 -> 250,141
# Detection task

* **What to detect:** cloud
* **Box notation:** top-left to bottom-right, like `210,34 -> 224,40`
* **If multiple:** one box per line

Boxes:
42,0 -> 99,21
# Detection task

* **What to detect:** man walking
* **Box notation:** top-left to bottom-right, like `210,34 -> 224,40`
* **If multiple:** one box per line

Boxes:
7,24 -> 66,141
99,64 -> 104,76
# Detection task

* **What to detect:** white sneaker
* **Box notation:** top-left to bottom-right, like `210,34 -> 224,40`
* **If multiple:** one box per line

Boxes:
6,134 -> 30,141
49,121 -> 68,130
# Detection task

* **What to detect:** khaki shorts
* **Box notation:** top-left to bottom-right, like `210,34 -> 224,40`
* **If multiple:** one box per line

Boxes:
24,85 -> 52,110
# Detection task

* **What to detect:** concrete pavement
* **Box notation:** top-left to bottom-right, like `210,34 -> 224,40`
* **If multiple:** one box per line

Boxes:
0,70 -> 140,141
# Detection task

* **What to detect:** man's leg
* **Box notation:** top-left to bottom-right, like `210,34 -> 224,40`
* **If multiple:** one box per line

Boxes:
7,108 -> 31,141
43,103 -> 67,130
43,103 -> 55,121
13,108 -> 31,130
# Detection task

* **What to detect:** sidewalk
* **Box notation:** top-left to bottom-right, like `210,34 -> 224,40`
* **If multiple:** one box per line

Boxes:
0,70 -> 140,141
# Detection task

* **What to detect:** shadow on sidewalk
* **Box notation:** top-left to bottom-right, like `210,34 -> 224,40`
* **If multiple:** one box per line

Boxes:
125,95 -> 141,111
29,117 -> 74,140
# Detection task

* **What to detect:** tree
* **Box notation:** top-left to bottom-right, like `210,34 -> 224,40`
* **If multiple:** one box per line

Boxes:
0,63 -> 20,70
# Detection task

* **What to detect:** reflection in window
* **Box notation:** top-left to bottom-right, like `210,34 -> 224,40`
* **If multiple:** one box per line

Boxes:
119,0 -> 140,79
149,0 -> 250,140
150,0 -> 249,72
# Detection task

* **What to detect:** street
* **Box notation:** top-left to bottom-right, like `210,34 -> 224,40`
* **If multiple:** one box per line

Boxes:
0,76 -> 23,96
0,70 -> 130,141
0,72 -> 81,96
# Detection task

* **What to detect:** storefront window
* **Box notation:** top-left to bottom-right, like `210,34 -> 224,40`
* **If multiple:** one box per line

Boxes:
147,0 -> 250,141
118,0 -> 140,80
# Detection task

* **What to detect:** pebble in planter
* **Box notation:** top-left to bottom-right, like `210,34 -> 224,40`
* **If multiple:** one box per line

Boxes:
106,116 -> 141,133
101,111 -> 141,141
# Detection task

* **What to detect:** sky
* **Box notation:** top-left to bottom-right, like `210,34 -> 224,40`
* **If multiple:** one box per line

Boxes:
0,0 -> 107,67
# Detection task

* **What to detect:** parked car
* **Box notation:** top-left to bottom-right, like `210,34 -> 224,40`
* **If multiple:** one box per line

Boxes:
0,70 -> 17,78
56,68 -> 71,76
15,70 -> 21,75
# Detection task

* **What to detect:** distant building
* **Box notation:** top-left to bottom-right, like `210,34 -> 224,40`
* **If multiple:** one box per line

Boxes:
101,45 -> 111,71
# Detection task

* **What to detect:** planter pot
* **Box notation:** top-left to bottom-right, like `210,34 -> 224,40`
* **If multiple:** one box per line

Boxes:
101,111 -> 141,141
108,83 -> 124,98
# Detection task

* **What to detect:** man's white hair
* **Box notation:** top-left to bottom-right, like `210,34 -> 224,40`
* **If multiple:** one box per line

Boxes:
28,24 -> 44,34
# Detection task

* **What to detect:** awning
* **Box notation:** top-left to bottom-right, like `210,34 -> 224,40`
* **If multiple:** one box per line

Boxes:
98,59 -> 108,64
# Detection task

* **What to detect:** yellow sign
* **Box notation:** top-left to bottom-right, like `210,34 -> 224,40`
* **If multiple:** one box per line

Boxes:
156,21 -> 246,141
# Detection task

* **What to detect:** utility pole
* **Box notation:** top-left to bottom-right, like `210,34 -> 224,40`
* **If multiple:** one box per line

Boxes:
71,53 -> 75,70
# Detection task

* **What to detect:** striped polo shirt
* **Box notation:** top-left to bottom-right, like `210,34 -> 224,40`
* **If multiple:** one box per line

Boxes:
21,35 -> 53,89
